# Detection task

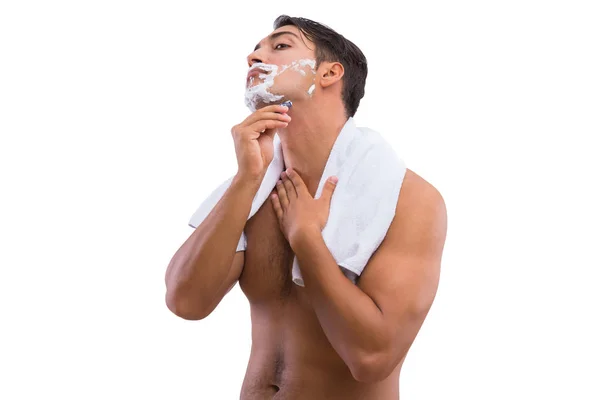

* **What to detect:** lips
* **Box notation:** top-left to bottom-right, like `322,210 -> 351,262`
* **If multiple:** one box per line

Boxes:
247,67 -> 269,81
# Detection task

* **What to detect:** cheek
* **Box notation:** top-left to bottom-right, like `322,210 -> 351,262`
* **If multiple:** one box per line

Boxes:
273,69 -> 315,92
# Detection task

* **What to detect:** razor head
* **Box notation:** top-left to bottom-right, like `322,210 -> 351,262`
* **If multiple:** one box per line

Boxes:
280,100 -> 293,108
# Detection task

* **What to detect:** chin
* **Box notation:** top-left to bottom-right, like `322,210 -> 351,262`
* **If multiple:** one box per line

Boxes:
261,97 -> 289,108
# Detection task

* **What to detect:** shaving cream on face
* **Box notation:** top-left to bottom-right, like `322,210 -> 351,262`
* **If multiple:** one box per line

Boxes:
245,64 -> 284,112
244,58 -> 317,112
286,59 -> 317,96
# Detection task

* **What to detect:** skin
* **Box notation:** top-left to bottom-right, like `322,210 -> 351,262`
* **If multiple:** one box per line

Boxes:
240,25 -> 447,399
245,25 -> 348,198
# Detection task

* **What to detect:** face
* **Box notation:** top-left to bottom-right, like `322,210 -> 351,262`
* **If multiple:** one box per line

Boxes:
245,26 -> 318,112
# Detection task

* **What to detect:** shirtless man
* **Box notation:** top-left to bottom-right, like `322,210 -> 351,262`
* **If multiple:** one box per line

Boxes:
165,15 -> 447,399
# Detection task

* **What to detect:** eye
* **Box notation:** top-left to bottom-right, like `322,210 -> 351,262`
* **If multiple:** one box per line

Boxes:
275,43 -> 290,50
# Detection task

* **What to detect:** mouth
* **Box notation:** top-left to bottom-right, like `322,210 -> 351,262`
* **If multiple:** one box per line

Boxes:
247,68 -> 268,82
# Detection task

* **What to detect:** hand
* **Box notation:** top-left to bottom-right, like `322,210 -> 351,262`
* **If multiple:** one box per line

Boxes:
270,168 -> 338,245
231,104 -> 291,183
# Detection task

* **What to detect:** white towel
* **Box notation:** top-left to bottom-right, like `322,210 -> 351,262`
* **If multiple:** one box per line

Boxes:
188,117 -> 407,286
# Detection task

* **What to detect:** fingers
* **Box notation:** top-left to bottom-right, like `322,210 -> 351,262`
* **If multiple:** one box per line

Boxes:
283,169 -> 308,198
262,104 -> 290,114
246,111 -> 291,126
252,119 -> 289,134
243,105 -> 291,125
237,104 -> 291,138
271,191 -> 283,220
281,171 -> 297,199
276,180 -> 289,209
272,171 -> 296,221
318,176 -> 338,203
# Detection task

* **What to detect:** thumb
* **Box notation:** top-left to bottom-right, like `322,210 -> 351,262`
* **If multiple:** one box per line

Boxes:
320,176 -> 338,204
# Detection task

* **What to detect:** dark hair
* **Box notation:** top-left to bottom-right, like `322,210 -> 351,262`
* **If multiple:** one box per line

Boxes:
273,15 -> 368,118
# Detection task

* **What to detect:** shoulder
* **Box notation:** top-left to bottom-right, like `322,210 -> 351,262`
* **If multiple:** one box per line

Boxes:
357,168 -> 446,303
397,168 -> 445,213
390,168 -> 447,253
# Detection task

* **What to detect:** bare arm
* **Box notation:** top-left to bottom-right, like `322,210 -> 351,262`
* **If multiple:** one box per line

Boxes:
166,103 -> 291,320
289,172 -> 446,383
165,174 -> 260,320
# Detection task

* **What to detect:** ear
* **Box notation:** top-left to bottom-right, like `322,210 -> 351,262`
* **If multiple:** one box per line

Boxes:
319,62 -> 344,88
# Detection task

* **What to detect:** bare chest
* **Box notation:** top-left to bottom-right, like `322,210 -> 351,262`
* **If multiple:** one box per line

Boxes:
238,198 -> 299,302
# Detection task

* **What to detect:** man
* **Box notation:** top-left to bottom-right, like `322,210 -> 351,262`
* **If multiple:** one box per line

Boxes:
165,15 -> 447,399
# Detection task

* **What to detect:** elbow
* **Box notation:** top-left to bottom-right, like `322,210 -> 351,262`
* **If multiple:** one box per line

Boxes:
350,351 -> 396,384
165,289 -> 209,321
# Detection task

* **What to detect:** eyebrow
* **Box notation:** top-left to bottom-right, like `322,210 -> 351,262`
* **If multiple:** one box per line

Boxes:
254,31 -> 300,51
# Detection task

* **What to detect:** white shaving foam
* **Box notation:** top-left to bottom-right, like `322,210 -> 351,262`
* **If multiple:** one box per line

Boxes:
245,64 -> 284,112
244,58 -> 317,111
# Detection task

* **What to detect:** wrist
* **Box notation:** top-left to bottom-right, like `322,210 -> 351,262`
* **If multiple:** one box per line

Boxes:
290,226 -> 322,251
233,172 -> 263,191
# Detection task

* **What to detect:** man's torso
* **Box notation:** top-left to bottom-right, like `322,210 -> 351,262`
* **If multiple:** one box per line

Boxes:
237,179 -> 406,399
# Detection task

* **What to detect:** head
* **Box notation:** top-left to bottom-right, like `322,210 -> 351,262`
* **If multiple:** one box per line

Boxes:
245,15 -> 368,119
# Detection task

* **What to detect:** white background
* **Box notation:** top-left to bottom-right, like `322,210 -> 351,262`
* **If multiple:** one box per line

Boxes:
1,1 -> 599,399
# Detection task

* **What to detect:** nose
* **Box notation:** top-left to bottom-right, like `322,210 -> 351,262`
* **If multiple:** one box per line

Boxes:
247,57 -> 263,68
246,49 -> 264,68
248,59 -> 262,68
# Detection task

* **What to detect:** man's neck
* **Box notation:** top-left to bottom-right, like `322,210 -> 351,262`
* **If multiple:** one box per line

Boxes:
276,102 -> 348,197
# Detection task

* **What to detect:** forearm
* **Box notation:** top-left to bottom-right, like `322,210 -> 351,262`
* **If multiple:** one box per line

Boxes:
290,229 -> 389,370
166,174 -> 259,304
